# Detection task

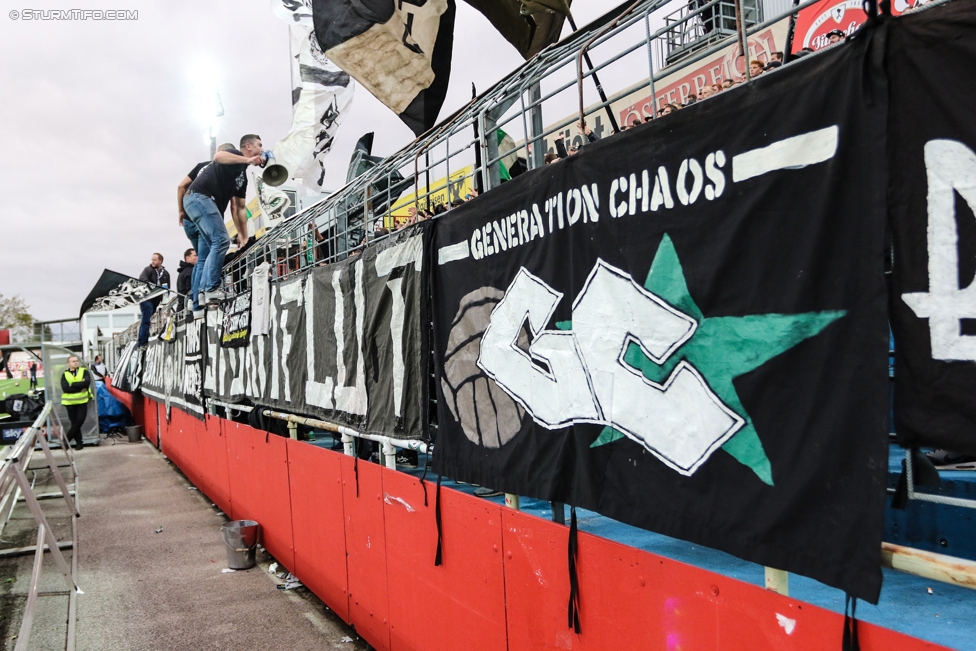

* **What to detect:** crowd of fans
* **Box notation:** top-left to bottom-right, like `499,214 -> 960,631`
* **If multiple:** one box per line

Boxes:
372,187 -> 481,238
542,36 -> 851,164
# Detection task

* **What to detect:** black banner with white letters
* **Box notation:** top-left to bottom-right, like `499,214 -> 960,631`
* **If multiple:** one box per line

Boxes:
221,291 -> 251,348
888,1 -> 976,456
200,226 -> 429,440
112,341 -> 142,393
142,315 -> 206,421
431,39 -> 890,601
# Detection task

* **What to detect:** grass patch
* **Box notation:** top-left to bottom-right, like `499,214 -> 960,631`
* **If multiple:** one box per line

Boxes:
0,378 -> 45,419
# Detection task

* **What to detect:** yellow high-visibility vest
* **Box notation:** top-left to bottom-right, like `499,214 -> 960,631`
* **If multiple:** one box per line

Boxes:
61,368 -> 91,406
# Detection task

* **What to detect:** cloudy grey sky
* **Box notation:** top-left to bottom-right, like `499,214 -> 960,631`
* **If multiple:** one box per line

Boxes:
0,1 -> 615,321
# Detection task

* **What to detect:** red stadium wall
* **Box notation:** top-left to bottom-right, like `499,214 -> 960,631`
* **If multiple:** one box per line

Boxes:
111,392 -> 948,651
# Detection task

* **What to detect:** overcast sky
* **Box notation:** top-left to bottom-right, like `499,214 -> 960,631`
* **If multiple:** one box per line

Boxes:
0,1 -> 617,322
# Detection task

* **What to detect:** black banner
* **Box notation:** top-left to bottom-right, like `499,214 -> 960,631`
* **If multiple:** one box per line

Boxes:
221,291 -> 252,348
203,226 -> 429,440
463,0 -> 570,59
888,1 -> 976,456
142,316 -> 205,421
431,40 -> 889,601
183,317 -> 205,417
112,341 -> 142,393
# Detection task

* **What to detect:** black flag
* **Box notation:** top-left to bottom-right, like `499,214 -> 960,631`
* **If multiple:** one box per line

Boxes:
79,269 -> 166,319
311,0 -> 456,136
888,0 -> 976,456
431,34 -> 890,602
463,0 -> 571,59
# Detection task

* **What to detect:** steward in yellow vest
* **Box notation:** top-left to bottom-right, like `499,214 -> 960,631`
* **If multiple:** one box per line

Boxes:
61,356 -> 92,451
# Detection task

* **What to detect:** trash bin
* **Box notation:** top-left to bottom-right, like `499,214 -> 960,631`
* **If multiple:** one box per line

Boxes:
126,425 -> 143,443
222,520 -> 260,570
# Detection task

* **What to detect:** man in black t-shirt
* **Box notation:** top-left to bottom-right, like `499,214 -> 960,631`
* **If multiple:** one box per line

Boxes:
177,143 -> 233,313
182,134 -> 264,309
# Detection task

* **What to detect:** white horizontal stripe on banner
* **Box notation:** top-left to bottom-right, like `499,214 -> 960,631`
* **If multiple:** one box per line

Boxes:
732,126 -> 838,183
438,241 -> 470,265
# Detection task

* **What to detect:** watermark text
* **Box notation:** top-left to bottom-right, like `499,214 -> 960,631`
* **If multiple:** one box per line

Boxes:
9,9 -> 139,20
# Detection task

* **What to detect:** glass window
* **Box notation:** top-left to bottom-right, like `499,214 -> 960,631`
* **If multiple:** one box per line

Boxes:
86,315 -> 110,329
111,313 -> 137,327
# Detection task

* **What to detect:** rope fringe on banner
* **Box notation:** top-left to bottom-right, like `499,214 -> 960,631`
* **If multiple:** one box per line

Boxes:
568,506 -> 581,634
434,474 -> 444,566
843,594 -> 860,651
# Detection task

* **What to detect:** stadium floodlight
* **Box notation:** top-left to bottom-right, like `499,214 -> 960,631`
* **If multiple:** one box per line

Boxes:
190,63 -> 224,159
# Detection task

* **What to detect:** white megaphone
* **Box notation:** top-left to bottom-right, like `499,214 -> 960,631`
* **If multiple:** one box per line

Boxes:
261,151 -> 289,187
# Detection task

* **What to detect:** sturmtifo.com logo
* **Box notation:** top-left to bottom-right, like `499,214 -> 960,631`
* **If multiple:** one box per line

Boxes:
9,9 -> 138,20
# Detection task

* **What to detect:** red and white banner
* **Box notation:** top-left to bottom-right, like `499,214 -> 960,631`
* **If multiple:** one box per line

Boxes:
792,0 -> 921,53
617,20 -> 790,121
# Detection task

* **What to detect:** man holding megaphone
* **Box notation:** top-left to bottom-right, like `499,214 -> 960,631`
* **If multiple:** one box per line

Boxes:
182,134 -> 264,308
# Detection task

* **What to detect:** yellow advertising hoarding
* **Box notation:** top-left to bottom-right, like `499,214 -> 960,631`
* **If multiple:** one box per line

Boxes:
389,166 -> 474,227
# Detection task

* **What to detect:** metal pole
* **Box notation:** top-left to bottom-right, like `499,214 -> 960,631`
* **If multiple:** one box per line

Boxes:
528,82 -> 545,168
382,441 -> 397,470
734,0 -> 751,82
13,525 -> 45,651
567,15 -> 620,133
36,426 -> 79,516
12,463 -> 77,592
643,8 -> 658,118
424,150 -> 431,213
882,542 -> 976,592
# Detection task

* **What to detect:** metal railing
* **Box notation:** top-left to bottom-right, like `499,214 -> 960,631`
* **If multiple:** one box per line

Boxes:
30,319 -> 82,345
219,0 -> 826,296
0,402 -> 82,651
208,399 -> 428,471
905,448 -> 976,510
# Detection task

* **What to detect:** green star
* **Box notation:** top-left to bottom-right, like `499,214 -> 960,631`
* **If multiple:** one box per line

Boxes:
582,234 -> 844,485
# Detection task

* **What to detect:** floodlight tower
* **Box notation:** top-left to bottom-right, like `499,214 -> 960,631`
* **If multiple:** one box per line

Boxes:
191,65 -> 224,159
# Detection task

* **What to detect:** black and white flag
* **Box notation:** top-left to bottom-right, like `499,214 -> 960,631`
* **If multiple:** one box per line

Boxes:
112,341 -> 143,393
311,0 -> 456,136
273,1 -> 355,190
79,269 -> 166,318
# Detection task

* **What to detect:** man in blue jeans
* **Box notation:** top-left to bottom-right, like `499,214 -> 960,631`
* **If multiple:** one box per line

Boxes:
177,143 -> 236,315
137,253 -> 170,347
181,135 -> 264,315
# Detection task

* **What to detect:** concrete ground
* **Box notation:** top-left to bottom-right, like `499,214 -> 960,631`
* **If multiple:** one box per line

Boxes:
0,437 -> 367,650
